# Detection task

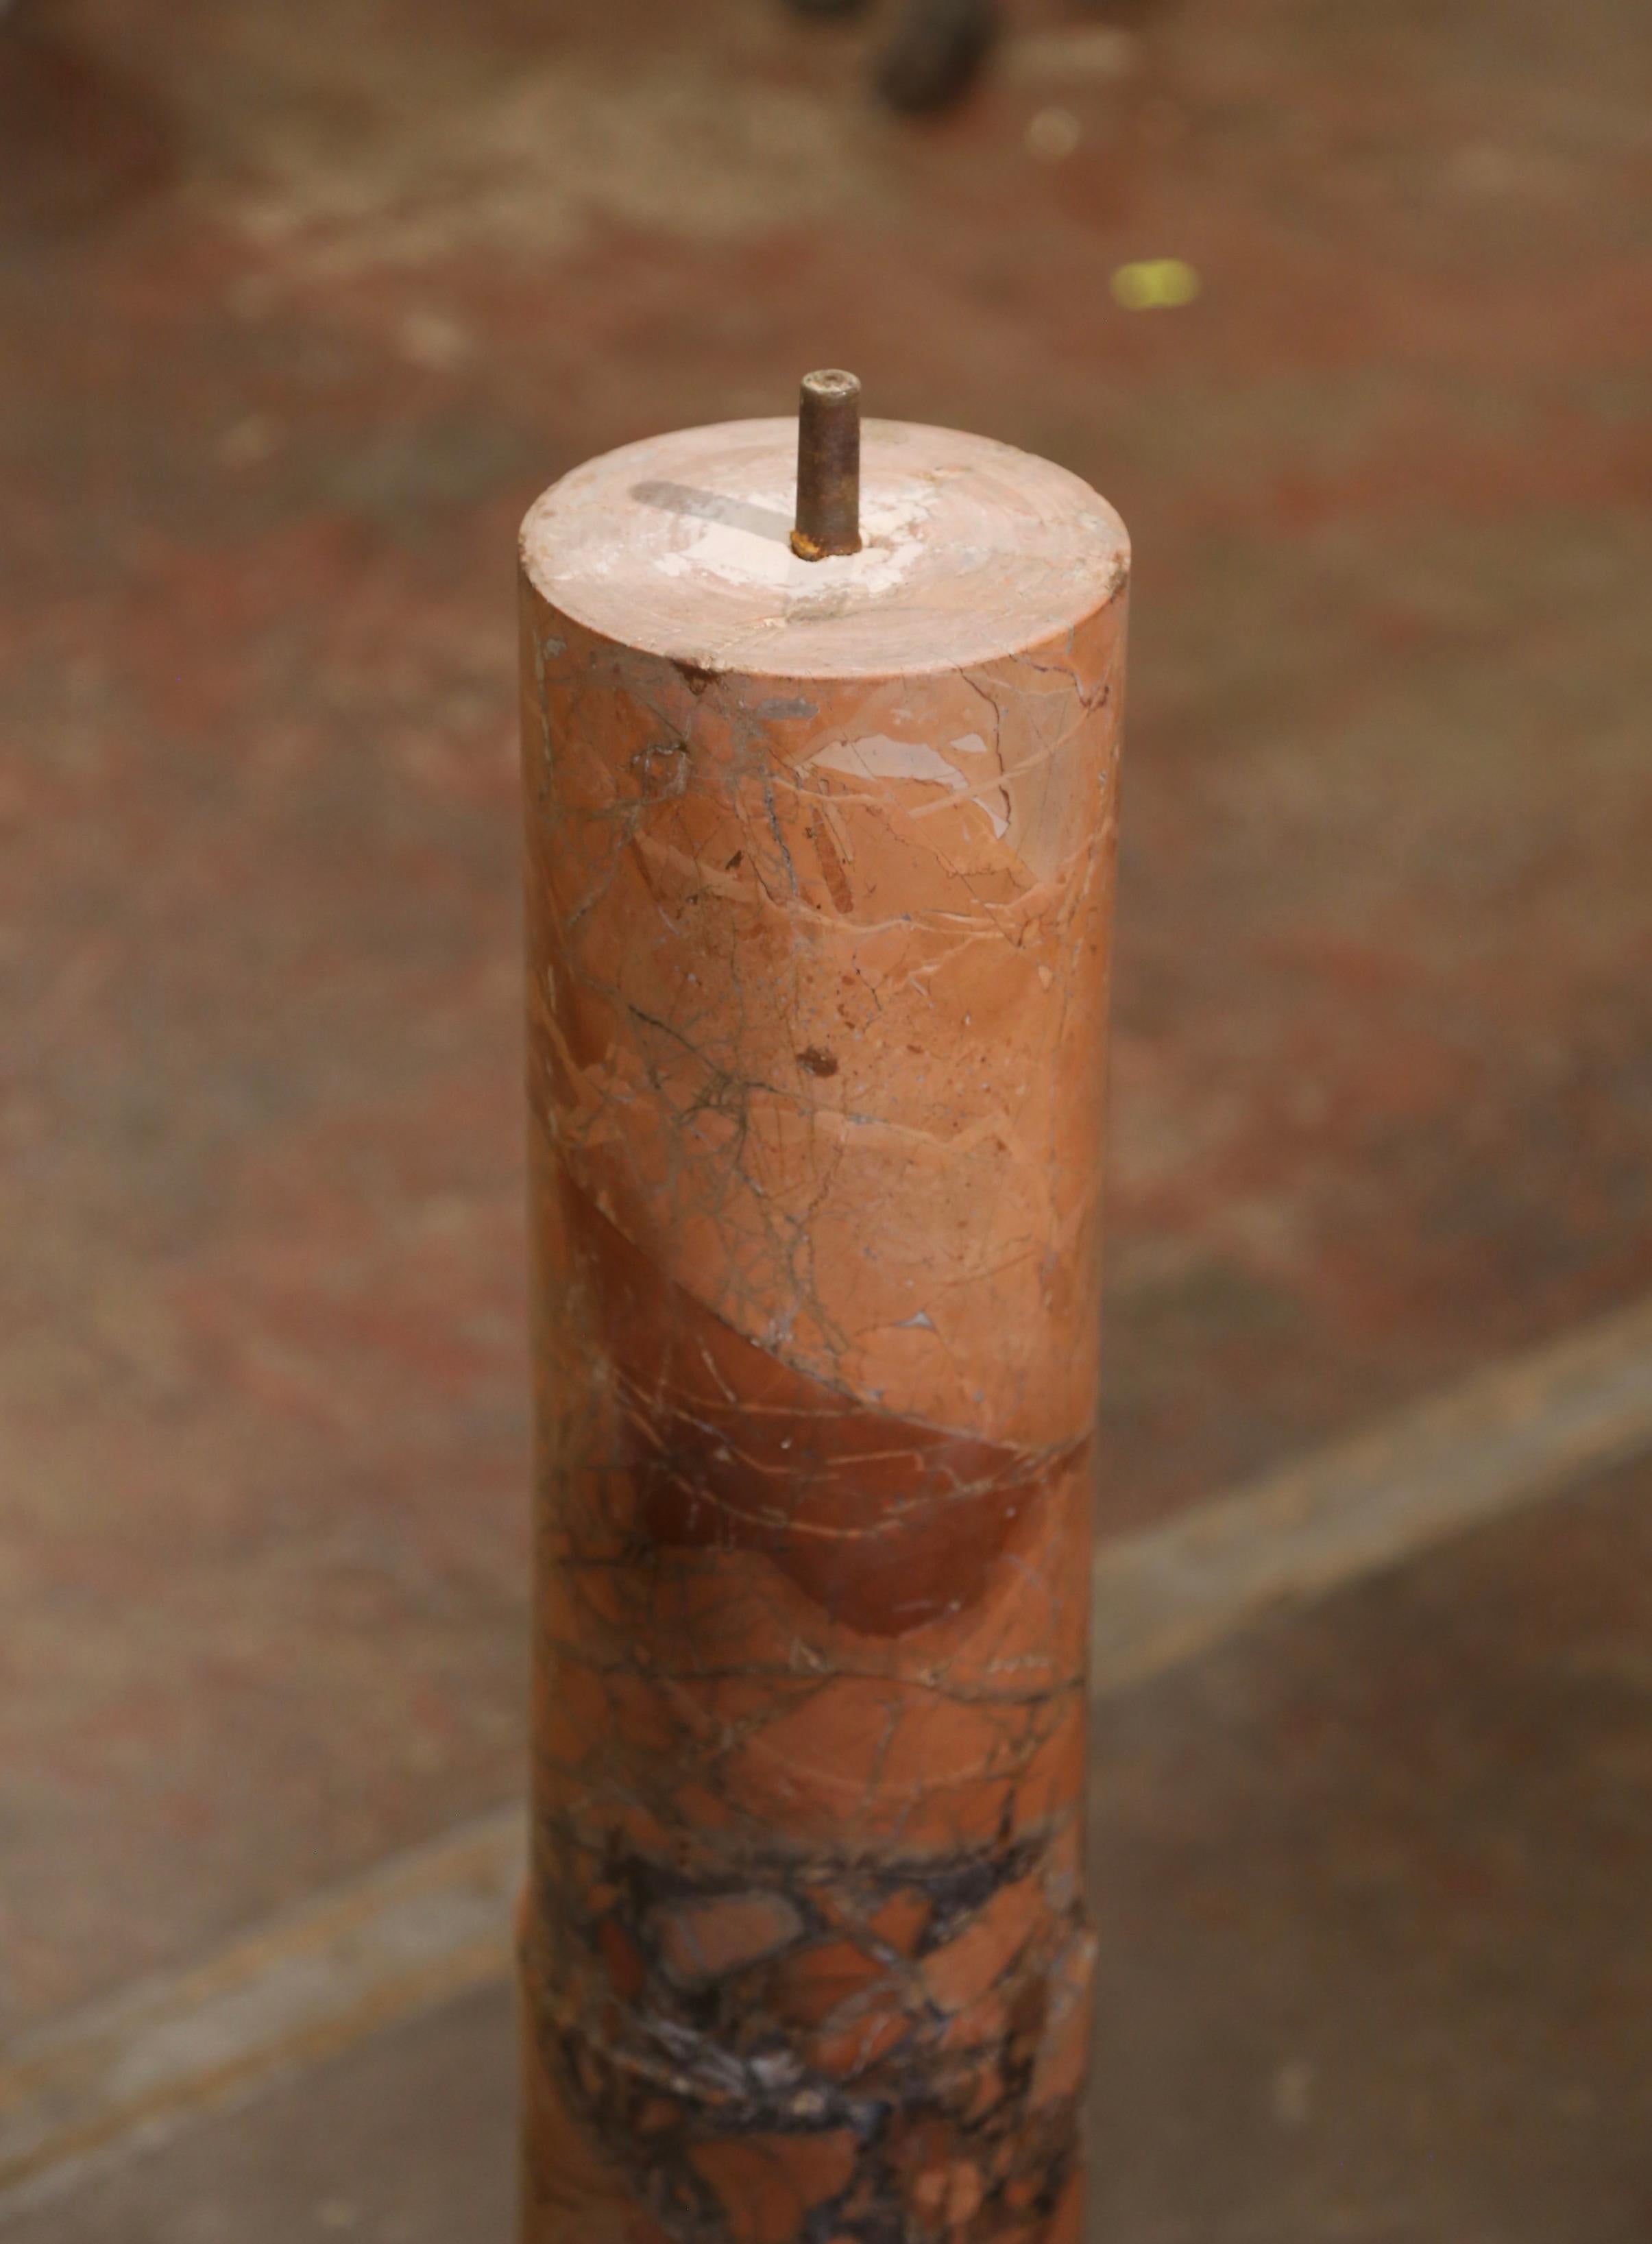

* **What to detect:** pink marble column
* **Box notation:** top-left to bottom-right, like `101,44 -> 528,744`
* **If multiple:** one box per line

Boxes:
518,409 -> 1128,2243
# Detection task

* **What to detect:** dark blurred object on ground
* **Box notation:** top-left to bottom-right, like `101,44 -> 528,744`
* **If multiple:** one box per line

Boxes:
875,0 -> 997,112
785,0 -> 999,112
0,0 -> 173,234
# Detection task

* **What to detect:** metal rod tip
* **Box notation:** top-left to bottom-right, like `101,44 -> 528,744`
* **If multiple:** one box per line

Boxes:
792,369 -> 862,561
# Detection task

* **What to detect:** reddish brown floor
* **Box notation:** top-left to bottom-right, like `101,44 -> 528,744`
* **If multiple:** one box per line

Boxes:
1,0 -> 1649,2034
10,1457 -> 1652,2241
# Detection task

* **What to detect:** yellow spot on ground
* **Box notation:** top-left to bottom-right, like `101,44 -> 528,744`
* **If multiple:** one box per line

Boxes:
1110,258 -> 1202,310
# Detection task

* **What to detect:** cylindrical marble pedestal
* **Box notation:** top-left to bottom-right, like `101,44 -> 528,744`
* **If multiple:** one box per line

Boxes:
518,414 -> 1129,2244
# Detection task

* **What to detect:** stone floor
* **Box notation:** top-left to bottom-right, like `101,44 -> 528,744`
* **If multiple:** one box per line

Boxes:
12,1453 -> 1652,2241
1,0 -> 1649,2216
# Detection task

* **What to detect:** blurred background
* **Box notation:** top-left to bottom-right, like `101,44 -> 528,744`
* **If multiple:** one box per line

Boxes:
1,0 -> 1649,2235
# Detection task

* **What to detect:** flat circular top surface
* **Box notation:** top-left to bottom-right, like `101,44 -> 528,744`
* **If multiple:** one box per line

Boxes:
520,418 -> 1129,679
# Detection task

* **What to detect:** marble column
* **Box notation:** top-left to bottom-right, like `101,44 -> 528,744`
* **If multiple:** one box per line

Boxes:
518,408 -> 1128,2243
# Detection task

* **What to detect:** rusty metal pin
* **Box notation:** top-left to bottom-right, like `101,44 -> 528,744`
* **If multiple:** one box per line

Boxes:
790,369 -> 862,560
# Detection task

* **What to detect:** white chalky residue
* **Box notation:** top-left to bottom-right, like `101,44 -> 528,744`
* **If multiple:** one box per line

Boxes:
803,735 -> 969,789
804,727 -> 1015,837
654,481 -> 934,596
946,731 -> 1010,836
